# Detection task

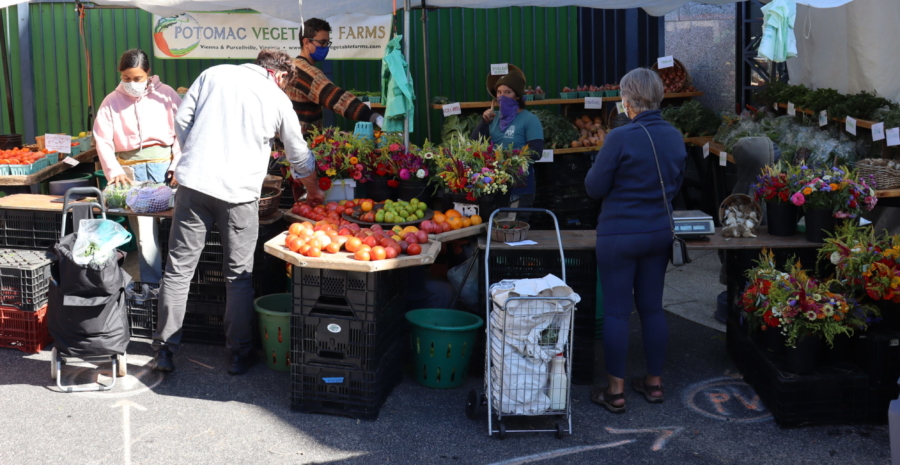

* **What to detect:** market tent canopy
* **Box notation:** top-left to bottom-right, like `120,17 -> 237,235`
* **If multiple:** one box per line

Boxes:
786,0 -> 900,103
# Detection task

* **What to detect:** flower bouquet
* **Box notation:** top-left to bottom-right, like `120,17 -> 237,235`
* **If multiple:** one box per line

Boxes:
754,162 -> 803,236
308,127 -> 376,201
789,166 -> 877,242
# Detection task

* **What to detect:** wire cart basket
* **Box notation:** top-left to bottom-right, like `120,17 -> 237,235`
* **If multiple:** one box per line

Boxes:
465,208 -> 577,439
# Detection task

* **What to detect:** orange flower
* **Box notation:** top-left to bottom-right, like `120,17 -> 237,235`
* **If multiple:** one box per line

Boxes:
829,183 -> 840,191
802,187 -> 813,195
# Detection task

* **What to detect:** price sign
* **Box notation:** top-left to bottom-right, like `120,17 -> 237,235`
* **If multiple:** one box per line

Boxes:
490,63 -> 509,75
616,102 -> 626,114
538,149 -> 554,163
702,142 -> 710,159
872,122 -> 885,142
442,103 -> 462,116
787,102 -> 796,116
62,156 -> 79,167
657,56 -> 675,69
887,128 -> 900,147
44,134 -> 72,154
845,116 -> 857,136
719,151 -> 727,167
819,110 -> 828,127
584,97 -> 603,109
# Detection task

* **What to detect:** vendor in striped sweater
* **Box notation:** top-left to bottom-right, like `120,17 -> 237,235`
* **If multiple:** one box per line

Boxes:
285,18 -> 384,134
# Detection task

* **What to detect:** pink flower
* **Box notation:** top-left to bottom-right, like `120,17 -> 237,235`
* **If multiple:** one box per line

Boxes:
352,170 -> 363,180
389,143 -> 402,152
399,169 -> 410,180
790,192 -> 805,206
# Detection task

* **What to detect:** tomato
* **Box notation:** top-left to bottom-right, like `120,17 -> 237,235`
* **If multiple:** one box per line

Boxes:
361,201 -> 373,212
289,223 -> 303,236
345,237 -> 362,252
371,246 -> 387,261
354,249 -> 371,261
306,247 -> 322,258
287,236 -> 303,252
406,243 -> 422,256
363,236 -> 379,248
385,246 -> 399,259
325,242 -> 341,254
285,234 -> 298,247
298,244 -> 311,255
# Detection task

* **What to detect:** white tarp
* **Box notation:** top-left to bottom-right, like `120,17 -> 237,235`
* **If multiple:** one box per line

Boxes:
786,0 -> 900,103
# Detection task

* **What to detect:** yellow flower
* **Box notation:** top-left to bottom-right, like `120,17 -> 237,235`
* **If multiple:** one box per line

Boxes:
802,187 -> 813,195
326,169 -> 336,176
891,277 -> 900,289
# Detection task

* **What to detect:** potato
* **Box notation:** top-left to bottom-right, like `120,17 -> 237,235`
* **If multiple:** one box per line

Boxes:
571,140 -> 581,148
581,115 -> 592,123
575,119 -> 585,129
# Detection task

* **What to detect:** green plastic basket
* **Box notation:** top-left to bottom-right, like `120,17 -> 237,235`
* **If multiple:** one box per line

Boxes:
406,308 -> 483,389
95,170 -> 108,190
254,293 -> 292,372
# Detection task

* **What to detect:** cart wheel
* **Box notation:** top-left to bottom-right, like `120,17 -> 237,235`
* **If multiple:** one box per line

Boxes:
50,347 -> 58,380
555,422 -> 565,439
465,390 -> 479,419
117,354 -> 127,378
497,422 -> 507,440
480,393 -> 487,406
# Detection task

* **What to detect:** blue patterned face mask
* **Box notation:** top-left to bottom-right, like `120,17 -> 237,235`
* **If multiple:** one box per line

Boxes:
498,96 -> 518,131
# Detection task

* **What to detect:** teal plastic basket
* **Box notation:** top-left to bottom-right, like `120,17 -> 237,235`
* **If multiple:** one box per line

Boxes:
368,96 -> 382,104
354,121 -> 375,141
559,92 -> 578,99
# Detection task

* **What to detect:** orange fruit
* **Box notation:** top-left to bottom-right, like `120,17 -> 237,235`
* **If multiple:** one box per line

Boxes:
461,217 -> 472,228
448,217 -> 463,230
432,212 -> 446,224
445,209 -> 462,219
345,237 -> 362,252
371,246 -> 387,261
470,215 -> 482,226
361,201 -> 374,212
289,223 -> 304,236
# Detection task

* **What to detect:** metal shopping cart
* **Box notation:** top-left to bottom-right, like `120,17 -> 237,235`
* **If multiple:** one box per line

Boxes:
47,187 -> 132,392
465,208 -> 578,439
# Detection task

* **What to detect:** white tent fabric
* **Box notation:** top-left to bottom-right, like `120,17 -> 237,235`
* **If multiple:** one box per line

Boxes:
786,0 -> 900,103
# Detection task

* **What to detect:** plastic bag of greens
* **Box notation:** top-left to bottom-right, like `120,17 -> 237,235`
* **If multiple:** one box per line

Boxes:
103,183 -> 131,209
72,219 -> 132,266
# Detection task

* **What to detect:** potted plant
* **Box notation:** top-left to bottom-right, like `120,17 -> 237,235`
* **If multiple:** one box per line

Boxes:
753,162 -> 802,236
790,166 -> 877,242
308,127 -> 374,202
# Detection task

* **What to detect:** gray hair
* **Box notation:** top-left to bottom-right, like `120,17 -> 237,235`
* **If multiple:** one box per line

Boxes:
620,68 -> 664,114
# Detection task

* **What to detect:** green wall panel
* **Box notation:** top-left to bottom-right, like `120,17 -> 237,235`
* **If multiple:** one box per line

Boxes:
0,5 -> 23,136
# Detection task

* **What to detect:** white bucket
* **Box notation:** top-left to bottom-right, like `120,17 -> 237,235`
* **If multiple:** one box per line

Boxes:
324,179 -> 357,202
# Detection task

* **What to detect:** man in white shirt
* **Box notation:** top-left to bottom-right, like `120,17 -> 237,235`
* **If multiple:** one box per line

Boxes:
151,49 -> 324,375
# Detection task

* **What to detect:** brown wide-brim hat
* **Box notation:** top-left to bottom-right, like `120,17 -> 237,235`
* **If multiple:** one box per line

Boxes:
487,64 -> 526,100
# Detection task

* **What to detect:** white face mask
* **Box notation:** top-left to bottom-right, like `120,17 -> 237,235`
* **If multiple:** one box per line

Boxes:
122,80 -> 148,98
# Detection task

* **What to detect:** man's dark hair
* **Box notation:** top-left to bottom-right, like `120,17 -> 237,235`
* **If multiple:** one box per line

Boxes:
255,49 -> 296,83
301,18 -> 332,43
118,49 -> 150,73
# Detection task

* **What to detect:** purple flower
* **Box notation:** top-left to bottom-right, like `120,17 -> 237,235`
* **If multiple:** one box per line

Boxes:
399,169 -> 410,180
791,192 -> 806,206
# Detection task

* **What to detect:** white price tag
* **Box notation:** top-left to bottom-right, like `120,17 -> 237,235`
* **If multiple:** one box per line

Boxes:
44,134 -> 72,154
819,110 -> 828,127
702,142 -> 710,158
584,97 -> 603,109
442,103 -> 462,116
657,56 -> 675,69
845,116 -> 857,136
887,128 -> 900,147
616,102 -> 626,114
787,102 -> 796,116
490,63 -> 509,75
872,122 -> 885,142
719,151 -> 727,167
538,149 -> 554,163
62,156 -> 79,167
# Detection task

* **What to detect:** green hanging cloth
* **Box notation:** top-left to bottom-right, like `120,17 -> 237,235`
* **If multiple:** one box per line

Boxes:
381,34 -> 415,133
758,0 -> 798,63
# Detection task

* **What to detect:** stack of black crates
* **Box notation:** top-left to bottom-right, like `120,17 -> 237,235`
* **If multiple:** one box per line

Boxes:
290,266 -> 407,420
531,153 -> 601,231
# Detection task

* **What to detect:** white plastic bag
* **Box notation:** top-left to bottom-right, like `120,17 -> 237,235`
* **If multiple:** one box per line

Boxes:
490,338 -> 550,414
72,219 -> 132,265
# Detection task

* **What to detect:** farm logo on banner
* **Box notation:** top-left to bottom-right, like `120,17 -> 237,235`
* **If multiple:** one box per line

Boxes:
152,12 -> 391,60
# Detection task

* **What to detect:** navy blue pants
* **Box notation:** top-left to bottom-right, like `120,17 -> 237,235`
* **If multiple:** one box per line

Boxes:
597,229 -> 671,379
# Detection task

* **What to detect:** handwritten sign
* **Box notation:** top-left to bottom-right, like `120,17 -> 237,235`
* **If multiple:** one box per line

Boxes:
819,110 -> 828,127
584,97 -> 603,109
719,151 -> 727,167
872,122 -> 885,142
62,157 -> 79,167
616,101 -> 626,114
787,102 -> 796,117
887,128 -> 900,147
702,142 -> 710,159
44,134 -> 72,154
845,116 -> 857,136
657,56 -> 674,69
538,149 -> 554,163
442,103 -> 462,116
490,63 -> 509,75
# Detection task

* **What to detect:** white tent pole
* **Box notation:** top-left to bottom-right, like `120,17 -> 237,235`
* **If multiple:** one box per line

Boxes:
403,0 -> 410,148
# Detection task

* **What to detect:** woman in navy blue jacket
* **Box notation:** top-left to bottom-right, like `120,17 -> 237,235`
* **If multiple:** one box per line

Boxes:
585,68 -> 687,414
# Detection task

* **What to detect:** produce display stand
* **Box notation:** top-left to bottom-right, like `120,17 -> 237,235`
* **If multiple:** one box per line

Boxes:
429,92 -> 706,110
774,103 -> 877,129
264,231 -> 440,272
0,149 -> 98,187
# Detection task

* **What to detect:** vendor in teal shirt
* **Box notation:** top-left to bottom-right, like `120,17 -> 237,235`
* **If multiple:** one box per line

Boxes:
471,68 -> 543,220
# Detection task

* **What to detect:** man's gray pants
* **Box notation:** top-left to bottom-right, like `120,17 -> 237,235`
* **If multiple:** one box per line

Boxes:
152,186 -> 258,355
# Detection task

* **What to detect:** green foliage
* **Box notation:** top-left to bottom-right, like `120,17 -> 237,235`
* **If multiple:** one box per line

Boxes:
829,91 -> 897,120
661,101 -> 722,137
440,114 -> 482,144
530,110 -> 580,149
796,87 -> 846,113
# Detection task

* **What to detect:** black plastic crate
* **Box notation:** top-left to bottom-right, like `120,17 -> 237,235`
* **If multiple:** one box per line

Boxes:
533,185 -> 601,212
292,266 -> 406,321
126,282 -> 159,338
727,319 -> 870,426
182,302 -> 226,345
535,153 -> 593,188
290,341 -> 404,420
0,210 -> 63,249
291,296 -> 405,371
571,335 -> 595,385
160,218 -> 285,267
852,328 -> 900,389
0,249 -> 55,312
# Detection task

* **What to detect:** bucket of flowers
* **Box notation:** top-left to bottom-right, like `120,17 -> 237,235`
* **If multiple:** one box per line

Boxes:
753,162 -> 803,236
308,127 -> 375,202
789,165 -> 877,242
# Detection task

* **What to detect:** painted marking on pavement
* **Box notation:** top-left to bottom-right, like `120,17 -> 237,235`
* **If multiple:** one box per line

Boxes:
487,440 -> 635,465
606,427 -> 683,451
112,399 -> 146,465
69,357 -> 164,399
683,377 -> 772,422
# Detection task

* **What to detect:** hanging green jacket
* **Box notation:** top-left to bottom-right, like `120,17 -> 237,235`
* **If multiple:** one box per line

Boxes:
758,0 -> 797,63
381,35 -> 415,133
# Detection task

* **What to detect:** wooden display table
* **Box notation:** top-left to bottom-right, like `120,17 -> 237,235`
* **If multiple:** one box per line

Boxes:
0,149 -> 98,186
283,210 -> 487,242
264,231 -> 440,272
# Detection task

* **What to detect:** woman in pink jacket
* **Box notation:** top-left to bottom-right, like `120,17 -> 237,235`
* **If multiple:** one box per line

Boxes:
93,49 -> 182,283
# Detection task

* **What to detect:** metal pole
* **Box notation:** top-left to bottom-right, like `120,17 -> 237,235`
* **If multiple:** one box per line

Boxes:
420,0 -> 431,143
403,0 -> 410,148
0,9 -> 16,134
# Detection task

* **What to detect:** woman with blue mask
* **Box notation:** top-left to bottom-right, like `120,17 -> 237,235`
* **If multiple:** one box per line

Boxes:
470,67 -> 544,221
